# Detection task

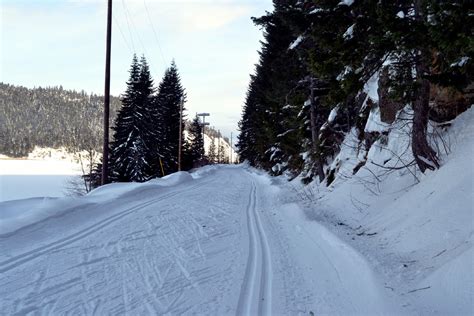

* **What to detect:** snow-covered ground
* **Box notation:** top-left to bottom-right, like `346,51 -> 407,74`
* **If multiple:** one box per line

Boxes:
0,166 -> 399,315
285,107 -> 474,314
0,148 -> 83,202
0,109 -> 472,315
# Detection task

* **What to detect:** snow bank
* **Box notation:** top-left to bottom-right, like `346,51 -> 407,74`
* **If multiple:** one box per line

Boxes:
415,247 -> 473,315
0,197 -> 85,236
277,202 -> 400,314
1,171 -> 195,236
190,164 -> 222,179
289,107 -> 473,314
88,171 -> 193,200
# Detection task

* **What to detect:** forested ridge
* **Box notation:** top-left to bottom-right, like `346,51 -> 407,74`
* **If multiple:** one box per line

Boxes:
0,83 -> 122,157
237,0 -> 473,183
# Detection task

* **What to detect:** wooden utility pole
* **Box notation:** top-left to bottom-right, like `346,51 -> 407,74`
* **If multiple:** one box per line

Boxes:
101,0 -> 112,185
178,97 -> 184,171
217,130 -> 221,163
230,132 -> 233,164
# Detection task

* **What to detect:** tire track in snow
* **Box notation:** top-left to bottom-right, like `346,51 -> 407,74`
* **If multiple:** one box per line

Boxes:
236,181 -> 272,316
0,180 -> 211,273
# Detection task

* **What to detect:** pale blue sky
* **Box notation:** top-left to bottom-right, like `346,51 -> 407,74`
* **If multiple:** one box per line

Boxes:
0,0 -> 273,137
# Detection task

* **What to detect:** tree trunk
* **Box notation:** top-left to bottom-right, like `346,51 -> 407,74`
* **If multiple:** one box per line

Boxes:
412,0 -> 440,173
412,67 -> 439,172
310,91 -> 325,183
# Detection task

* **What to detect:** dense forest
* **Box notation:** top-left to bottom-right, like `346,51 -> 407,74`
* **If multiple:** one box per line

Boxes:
0,83 -> 122,157
237,0 -> 473,183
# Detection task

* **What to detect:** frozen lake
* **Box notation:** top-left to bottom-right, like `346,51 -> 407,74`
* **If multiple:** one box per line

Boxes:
0,158 -> 81,202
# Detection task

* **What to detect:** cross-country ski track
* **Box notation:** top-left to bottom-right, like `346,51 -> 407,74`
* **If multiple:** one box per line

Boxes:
236,182 -> 272,316
0,165 -> 399,315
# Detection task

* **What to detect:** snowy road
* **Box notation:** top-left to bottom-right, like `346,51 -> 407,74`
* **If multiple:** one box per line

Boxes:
0,166 -> 397,315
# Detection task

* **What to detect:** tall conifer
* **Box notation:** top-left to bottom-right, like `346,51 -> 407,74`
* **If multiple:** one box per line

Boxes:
109,55 -> 155,182
153,61 -> 186,175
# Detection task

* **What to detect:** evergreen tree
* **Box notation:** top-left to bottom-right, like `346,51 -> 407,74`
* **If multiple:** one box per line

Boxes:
218,143 -> 227,164
189,116 -> 205,165
109,55 -> 155,182
136,56 -> 159,178
237,0 -> 473,181
153,61 -> 186,175
208,138 -> 217,164
181,140 -> 194,171
237,0 -> 307,174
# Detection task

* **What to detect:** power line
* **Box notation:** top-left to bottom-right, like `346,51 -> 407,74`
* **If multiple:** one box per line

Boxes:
120,0 -> 136,53
121,0 -> 164,79
121,0 -> 148,57
114,0 -> 168,81
112,11 -> 133,54
143,0 -> 167,67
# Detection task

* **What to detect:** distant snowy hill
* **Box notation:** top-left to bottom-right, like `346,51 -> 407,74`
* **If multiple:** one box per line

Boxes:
203,133 -> 238,163
184,130 -> 238,163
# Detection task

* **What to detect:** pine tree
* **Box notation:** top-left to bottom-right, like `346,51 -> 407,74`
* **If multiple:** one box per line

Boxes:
218,143 -> 227,164
237,0 -> 306,173
153,61 -> 186,175
109,55 -> 155,182
238,0 -> 473,179
208,137 -> 217,164
181,140 -> 194,171
189,116 -> 205,165
136,56 -> 159,178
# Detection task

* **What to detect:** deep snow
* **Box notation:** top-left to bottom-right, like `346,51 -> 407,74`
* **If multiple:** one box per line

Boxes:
287,107 -> 474,314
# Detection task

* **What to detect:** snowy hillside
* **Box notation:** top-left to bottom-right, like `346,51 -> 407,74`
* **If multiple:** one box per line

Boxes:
284,107 -> 474,314
203,133 -> 238,163
184,130 -> 238,163
0,109 -> 472,315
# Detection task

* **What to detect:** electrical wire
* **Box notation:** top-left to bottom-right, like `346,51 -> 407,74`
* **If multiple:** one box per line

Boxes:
120,0 -> 136,53
121,0 -> 148,57
112,12 -> 133,55
143,0 -> 167,67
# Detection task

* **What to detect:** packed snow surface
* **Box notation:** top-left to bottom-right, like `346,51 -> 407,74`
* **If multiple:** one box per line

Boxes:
1,165 -> 399,315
